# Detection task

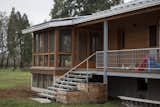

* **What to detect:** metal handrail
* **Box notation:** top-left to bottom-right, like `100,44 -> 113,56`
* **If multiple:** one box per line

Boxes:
96,47 -> 160,71
97,47 -> 160,53
54,52 -> 96,84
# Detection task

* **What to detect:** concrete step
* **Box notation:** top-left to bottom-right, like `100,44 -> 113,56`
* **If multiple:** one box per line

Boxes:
54,83 -> 77,90
31,98 -> 52,103
39,93 -> 55,99
62,77 -> 86,83
43,90 -> 56,95
69,72 -> 92,76
66,74 -> 91,79
56,80 -> 77,86
48,86 -> 70,92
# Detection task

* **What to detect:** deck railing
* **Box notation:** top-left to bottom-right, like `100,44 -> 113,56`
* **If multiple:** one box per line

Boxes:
96,48 -> 160,72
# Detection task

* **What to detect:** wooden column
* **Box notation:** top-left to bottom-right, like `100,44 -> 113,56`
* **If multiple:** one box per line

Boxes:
75,28 -> 79,65
48,31 -> 50,67
72,28 -> 75,67
32,33 -> 34,66
54,29 -> 59,67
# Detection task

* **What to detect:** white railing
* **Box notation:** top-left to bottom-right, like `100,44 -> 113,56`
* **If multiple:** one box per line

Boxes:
96,48 -> 160,72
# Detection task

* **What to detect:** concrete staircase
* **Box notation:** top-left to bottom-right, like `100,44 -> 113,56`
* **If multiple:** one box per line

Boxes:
38,70 -> 93,100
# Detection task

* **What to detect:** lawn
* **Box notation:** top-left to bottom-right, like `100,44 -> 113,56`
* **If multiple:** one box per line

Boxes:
0,69 -> 30,89
0,69 -> 123,107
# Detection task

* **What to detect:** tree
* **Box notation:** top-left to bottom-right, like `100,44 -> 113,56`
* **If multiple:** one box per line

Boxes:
7,8 -> 31,69
7,8 -> 17,68
20,14 -> 32,68
0,12 -> 8,67
50,0 -> 123,18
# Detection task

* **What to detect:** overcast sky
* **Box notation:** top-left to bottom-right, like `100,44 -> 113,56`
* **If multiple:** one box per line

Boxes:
0,0 -> 132,25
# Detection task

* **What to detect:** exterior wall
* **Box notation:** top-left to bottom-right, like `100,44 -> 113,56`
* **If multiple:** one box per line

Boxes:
108,77 -> 160,101
109,10 -> 160,50
31,69 -> 68,90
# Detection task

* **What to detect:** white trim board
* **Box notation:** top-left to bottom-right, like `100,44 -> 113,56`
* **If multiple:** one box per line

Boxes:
107,72 -> 160,79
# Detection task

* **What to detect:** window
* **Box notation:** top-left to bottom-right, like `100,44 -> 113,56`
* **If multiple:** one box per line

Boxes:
44,32 -> 48,53
118,31 -> 125,49
59,29 -> 72,67
50,54 -> 54,66
149,25 -> 157,47
50,31 -> 54,52
59,29 -> 71,52
137,78 -> 148,91
33,34 -> 36,53
33,30 -> 56,67
44,55 -> 48,66
90,32 -> 101,53
35,33 -> 40,53
89,32 -> 101,61
39,33 -> 44,52
59,55 -> 71,67
33,56 -> 39,66
32,74 -> 53,89
39,55 -> 43,66
78,31 -> 87,60
32,74 -> 38,87
32,29 -> 71,67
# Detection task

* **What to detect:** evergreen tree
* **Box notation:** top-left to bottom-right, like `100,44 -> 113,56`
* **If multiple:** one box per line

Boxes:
21,14 -> 32,67
7,8 -> 31,69
50,0 -> 123,18
7,8 -> 17,68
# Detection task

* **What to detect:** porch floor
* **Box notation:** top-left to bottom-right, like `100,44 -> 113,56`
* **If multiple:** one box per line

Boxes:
76,69 -> 160,79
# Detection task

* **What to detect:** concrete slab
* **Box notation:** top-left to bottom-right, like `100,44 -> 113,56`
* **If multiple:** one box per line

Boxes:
30,98 -> 52,103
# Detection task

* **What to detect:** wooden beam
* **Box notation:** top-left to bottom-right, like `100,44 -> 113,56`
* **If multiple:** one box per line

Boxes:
71,28 -> 75,67
32,33 -> 34,66
54,29 -> 59,67
48,31 -> 50,67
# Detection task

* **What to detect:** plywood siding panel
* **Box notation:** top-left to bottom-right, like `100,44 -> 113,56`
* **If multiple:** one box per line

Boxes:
109,11 -> 160,50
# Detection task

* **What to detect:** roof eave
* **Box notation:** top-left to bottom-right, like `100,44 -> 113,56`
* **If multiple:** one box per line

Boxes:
22,0 -> 160,34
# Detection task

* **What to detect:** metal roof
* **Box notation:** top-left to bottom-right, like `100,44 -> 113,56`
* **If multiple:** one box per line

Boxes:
22,0 -> 160,34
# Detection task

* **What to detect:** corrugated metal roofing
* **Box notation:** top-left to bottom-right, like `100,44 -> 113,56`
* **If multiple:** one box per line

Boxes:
22,0 -> 160,34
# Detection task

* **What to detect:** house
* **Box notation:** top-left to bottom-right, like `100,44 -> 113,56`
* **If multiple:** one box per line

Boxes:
23,0 -> 160,105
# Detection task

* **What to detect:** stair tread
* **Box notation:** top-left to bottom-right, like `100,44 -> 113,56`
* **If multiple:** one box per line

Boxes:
63,77 -> 86,82
54,83 -> 77,90
39,93 -> 55,99
67,74 -> 91,79
48,86 -> 70,91
56,81 -> 77,86
43,90 -> 56,94
69,72 -> 92,75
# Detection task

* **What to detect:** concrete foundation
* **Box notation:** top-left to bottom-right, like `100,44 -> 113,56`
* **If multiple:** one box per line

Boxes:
56,83 -> 107,104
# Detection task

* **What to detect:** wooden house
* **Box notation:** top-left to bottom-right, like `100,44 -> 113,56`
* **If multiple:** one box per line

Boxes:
23,0 -> 160,105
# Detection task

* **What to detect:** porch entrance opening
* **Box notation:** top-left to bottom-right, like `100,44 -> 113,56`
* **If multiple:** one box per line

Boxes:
77,24 -> 103,67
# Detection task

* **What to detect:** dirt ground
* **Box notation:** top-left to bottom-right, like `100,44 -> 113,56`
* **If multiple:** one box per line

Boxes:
0,87 -> 37,99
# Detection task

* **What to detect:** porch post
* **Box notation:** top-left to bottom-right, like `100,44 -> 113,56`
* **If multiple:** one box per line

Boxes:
103,21 -> 108,84
159,19 -> 160,47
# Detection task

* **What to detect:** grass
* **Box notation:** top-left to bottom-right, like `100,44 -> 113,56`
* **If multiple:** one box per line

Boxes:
0,69 -> 123,107
0,98 -> 122,107
0,69 -> 30,89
